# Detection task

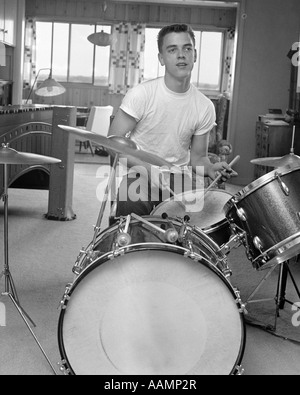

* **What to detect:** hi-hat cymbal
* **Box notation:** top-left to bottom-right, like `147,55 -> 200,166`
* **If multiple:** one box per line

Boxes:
58,124 -> 175,169
251,153 -> 300,168
0,146 -> 61,165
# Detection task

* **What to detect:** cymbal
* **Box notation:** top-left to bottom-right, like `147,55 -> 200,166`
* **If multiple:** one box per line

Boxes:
58,125 -> 175,169
0,146 -> 61,165
251,153 -> 300,168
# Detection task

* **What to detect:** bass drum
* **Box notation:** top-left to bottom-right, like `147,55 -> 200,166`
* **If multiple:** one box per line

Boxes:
58,217 -> 246,375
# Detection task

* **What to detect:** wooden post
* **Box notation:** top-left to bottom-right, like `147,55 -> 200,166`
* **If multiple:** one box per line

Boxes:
46,106 -> 77,221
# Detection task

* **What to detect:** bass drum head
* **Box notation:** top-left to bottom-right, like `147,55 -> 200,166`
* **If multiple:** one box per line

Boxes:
58,247 -> 245,375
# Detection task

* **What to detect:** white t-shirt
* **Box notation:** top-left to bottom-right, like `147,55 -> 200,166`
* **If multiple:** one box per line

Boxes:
120,77 -> 216,166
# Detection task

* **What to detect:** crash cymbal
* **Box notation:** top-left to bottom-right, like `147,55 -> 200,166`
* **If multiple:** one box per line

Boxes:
58,124 -> 177,169
251,153 -> 300,168
0,146 -> 61,165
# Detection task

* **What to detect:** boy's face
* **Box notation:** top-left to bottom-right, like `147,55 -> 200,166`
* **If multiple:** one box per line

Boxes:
158,32 -> 197,80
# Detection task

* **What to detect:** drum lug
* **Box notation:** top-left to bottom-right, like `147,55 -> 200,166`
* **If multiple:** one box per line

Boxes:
220,232 -> 244,255
184,240 -> 198,260
253,236 -> 264,253
235,365 -> 245,375
72,248 -> 101,275
108,246 -> 125,259
58,360 -> 71,375
275,172 -> 290,196
220,259 -> 232,279
236,207 -> 247,222
233,287 -> 248,315
59,283 -> 72,310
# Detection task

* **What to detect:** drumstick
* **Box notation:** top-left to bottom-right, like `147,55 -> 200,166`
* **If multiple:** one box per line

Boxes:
205,155 -> 240,195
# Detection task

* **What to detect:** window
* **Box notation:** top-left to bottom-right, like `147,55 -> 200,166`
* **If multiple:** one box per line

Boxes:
35,22 -> 111,85
35,22 -> 223,92
143,27 -> 224,94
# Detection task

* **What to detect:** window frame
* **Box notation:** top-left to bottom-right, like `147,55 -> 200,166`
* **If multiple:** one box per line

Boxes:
35,20 -> 112,86
35,20 -> 226,96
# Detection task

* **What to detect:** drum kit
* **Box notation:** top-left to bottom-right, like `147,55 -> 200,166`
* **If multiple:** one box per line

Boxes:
1,124 -> 300,375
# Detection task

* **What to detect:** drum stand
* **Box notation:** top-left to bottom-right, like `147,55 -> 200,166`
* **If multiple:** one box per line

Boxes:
0,163 -> 57,375
245,257 -> 300,332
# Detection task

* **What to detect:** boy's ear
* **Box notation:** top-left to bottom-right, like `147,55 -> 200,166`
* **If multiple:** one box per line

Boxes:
158,52 -> 164,66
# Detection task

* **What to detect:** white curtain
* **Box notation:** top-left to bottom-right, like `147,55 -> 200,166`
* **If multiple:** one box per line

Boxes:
0,42 -> 5,66
23,18 -> 37,92
221,27 -> 236,96
108,22 -> 145,95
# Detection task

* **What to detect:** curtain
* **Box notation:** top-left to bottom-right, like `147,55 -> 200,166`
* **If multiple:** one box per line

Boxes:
0,42 -> 5,66
23,18 -> 37,93
221,27 -> 236,97
108,22 -> 145,95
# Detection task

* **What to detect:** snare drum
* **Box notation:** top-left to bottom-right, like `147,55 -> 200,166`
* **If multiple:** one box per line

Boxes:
58,216 -> 245,375
225,164 -> 300,270
151,189 -> 233,247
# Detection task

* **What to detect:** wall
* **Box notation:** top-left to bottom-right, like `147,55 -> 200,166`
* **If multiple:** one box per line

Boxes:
229,0 -> 300,185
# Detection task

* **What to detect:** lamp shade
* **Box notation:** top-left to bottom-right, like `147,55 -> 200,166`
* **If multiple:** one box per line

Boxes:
35,76 -> 66,97
87,30 -> 113,47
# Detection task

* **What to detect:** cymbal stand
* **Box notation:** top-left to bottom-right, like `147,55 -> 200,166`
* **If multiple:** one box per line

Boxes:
0,162 -> 57,375
245,257 -> 300,332
290,124 -> 296,154
91,153 -> 119,246
274,259 -> 300,328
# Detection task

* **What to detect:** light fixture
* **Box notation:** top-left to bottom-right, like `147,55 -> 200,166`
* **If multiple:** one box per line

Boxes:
87,1 -> 113,47
26,68 -> 66,103
87,30 -> 113,47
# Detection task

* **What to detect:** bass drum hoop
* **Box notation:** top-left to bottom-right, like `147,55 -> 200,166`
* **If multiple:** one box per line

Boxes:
58,243 -> 246,376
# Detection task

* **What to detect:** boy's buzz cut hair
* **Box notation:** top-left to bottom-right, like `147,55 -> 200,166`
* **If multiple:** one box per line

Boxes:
157,24 -> 196,53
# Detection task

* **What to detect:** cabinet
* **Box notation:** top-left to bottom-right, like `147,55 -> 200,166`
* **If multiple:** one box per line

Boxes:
254,121 -> 300,179
0,0 -> 17,46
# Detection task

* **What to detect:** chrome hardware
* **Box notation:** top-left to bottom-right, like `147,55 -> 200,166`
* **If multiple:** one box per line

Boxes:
233,288 -> 247,314
275,172 -> 290,196
220,258 -> 232,279
115,215 -> 132,246
108,246 -> 126,260
164,228 -> 179,243
131,212 -> 178,243
253,236 -> 264,252
220,232 -> 244,255
236,207 -> 247,222
58,360 -> 71,375
178,216 -> 190,243
59,283 -> 72,310
183,239 -> 199,260
235,365 -> 245,375
116,232 -> 132,247
72,247 -> 100,275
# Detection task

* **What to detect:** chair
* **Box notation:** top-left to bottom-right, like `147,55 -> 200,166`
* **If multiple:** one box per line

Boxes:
79,105 -> 114,155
